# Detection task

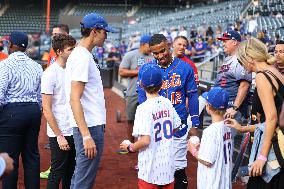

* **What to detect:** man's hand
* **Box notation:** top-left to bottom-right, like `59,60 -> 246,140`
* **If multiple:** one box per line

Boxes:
189,127 -> 200,138
57,136 -> 70,151
0,153 -> 14,177
83,137 -> 97,159
224,107 -> 237,118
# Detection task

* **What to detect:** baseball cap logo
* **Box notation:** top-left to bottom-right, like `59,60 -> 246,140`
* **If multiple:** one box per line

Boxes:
223,32 -> 231,37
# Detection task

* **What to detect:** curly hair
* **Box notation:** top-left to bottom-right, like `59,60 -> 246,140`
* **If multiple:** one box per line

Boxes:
52,34 -> 76,55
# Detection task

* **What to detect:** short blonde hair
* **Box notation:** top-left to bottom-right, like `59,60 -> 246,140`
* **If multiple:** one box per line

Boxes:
207,104 -> 226,116
237,37 -> 276,66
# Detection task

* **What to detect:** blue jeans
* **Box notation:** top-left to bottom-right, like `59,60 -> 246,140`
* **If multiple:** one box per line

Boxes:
70,125 -> 105,189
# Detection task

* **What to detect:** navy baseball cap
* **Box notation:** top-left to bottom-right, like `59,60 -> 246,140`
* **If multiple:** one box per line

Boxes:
10,31 -> 28,48
141,64 -> 163,87
140,35 -> 151,44
217,30 -> 241,42
81,13 -> 117,33
202,87 -> 229,109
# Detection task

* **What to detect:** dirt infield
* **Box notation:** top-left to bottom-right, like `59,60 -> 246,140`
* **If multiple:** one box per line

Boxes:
14,89 -> 245,189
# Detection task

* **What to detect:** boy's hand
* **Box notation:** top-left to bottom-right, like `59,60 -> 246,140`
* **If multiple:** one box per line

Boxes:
120,143 -> 129,151
187,140 -> 200,156
57,136 -> 70,151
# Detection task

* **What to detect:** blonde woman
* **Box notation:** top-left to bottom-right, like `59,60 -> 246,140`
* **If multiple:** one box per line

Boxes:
225,37 -> 284,189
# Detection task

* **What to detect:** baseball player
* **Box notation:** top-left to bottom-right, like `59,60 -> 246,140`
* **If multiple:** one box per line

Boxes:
137,34 -> 199,189
120,64 -> 181,189
188,87 -> 232,189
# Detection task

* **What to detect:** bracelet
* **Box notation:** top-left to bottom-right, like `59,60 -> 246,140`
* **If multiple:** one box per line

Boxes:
257,154 -> 267,162
83,136 -> 92,141
127,143 -> 135,153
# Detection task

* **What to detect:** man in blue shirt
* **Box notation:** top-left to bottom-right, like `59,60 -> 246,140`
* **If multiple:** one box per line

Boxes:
0,31 -> 43,189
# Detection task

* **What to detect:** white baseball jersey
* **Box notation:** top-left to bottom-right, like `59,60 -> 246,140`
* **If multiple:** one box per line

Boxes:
133,96 -> 181,185
197,121 -> 232,189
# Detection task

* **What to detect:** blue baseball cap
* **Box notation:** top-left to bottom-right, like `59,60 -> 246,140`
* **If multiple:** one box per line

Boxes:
10,31 -> 28,48
202,87 -> 229,109
81,13 -> 117,33
217,30 -> 241,42
140,35 -> 151,44
141,64 -> 163,87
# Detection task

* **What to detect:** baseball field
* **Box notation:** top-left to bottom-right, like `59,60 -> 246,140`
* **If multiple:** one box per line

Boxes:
12,89 -> 246,189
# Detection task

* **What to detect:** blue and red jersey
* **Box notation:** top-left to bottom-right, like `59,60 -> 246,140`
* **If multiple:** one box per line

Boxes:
179,56 -> 199,85
137,58 -> 200,127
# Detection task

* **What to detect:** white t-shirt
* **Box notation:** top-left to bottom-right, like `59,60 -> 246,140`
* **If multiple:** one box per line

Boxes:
65,46 -> 106,128
41,62 -> 72,137
133,96 -> 181,185
197,121 -> 232,189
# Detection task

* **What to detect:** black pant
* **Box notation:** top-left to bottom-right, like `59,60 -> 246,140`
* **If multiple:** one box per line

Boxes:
0,102 -> 41,189
174,168 -> 188,189
47,136 -> 76,189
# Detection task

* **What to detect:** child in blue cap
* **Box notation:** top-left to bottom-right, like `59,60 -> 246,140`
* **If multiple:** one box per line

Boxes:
120,64 -> 181,189
188,87 -> 232,189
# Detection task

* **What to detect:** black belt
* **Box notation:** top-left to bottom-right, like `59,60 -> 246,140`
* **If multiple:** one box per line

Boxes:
3,102 -> 38,108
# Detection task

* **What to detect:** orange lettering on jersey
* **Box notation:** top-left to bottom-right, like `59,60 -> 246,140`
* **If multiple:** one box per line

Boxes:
161,80 -> 169,89
161,73 -> 182,90
170,91 -> 182,105
170,73 -> 181,87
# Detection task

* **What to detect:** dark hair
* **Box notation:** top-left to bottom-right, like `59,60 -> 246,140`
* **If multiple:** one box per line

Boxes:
52,24 -> 69,34
52,34 -> 76,55
81,28 -> 92,37
149,34 -> 167,47
141,83 -> 162,94
80,28 -> 104,38
173,36 -> 189,46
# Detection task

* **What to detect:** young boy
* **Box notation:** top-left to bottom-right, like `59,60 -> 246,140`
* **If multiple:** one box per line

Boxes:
187,87 -> 232,189
41,34 -> 76,188
120,64 -> 181,189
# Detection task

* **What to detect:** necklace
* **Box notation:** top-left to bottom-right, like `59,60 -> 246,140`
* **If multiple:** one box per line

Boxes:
158,56 -> 174,69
